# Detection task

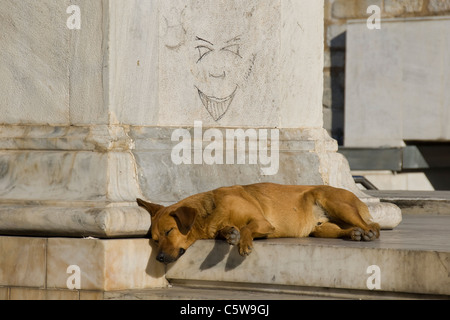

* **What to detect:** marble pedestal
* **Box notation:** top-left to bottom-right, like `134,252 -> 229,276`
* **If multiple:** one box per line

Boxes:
0,0 -> 400,246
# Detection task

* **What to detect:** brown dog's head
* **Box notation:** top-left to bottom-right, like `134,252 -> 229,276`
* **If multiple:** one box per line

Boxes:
137,198 -> 198,264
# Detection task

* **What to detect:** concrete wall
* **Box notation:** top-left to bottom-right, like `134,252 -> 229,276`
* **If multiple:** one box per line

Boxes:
345,16 -> 450,147
323,0 -> 450,145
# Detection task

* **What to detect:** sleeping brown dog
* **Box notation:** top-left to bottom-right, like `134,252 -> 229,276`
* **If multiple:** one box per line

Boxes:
137,183 -> 380,264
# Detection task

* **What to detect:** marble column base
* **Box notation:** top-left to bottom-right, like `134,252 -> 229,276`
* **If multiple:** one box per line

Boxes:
0,202 -> 150,238
0,125 -> 401,238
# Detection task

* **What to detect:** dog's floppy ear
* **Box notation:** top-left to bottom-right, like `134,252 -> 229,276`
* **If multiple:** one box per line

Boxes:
170,206 -> 197,235
137,198 -> 164,218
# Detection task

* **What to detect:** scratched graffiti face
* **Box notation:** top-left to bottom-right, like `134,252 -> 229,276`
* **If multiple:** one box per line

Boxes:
193,33 -> 246,121
188,1 -> 259,121
159,0 -> 279,126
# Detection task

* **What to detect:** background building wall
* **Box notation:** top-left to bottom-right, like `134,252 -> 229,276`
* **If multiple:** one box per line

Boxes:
323,0 -> 450,145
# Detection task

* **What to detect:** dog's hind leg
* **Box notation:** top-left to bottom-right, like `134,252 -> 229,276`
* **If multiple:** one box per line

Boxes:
331,203 -> 380,241
311,187 -> 380,241
319,198 -> 380,241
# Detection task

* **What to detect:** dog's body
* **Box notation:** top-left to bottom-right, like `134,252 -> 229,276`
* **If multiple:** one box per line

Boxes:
137,183 -> 380,264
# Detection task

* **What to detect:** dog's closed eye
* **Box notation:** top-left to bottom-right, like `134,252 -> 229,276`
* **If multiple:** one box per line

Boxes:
165,228 -> 174,236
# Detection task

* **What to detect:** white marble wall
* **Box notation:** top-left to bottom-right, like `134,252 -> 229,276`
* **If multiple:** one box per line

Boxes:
157,0 -> 324,128
107,0 -> 159,125
0,0 -> 324,128
0,0 -> 106,125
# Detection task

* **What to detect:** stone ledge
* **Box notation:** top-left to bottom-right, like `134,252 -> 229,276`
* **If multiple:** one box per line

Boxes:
166,215 -> 450,297
0,125 -> 339,153
0,204 -> 150,238
0,125 -> 134,152
367,190 -> 450,215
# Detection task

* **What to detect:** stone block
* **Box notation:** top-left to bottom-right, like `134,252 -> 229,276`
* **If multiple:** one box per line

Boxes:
332,0 -> 382,19
384,0 -> 424,15
0,237 -> 46,287
0,236 -> 166,298
47,238 -> 167,291
0,288 -> 9,300
0,151 -> 108,202
428,0 -> 450,12
345,16 -> 450,147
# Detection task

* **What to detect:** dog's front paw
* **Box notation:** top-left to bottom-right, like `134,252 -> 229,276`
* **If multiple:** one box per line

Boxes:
219,226 -> 241,246
226,227 -> 241,246
238,240 -> 253,256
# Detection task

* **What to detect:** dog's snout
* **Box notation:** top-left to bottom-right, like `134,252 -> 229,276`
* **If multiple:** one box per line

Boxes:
156,251 -> 177,264
156,252 -> 166,263
156,249 -> 186,264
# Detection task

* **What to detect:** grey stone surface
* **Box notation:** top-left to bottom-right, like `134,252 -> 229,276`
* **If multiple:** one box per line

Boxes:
345,16 -> 450,147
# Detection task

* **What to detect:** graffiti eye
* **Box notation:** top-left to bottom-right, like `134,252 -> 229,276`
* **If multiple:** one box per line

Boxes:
196,46 -> 213,62
221,44 -> 241,58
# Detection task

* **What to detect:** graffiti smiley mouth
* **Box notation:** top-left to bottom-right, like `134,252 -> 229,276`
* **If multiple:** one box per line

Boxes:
196,86 -> 238,121
209,71 -> 226,79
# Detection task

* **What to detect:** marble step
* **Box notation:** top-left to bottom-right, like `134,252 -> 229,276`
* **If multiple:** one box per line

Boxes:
104,283 -> 446,300
104,285 -> 337,300
367,190 -> 450,215
1,215 -> 449,300
165,215 -> 450,298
